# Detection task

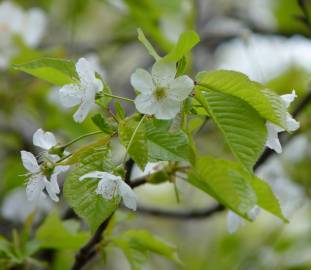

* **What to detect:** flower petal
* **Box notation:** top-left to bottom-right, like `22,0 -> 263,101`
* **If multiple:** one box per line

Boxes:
134,94 -> 158,115
247,205 -> 260,220
50,174 -> 60,193
281,90 -> 297,108
265,121 -> 284,154
79,171 -> 116,181
76,58 -> 96,85
59,84 -> 83,108
26,175 -> 45,201
96,178 -> 119,200
33,128 -> 57,150
119,181 -> 137,211
20,151 -> 40,173
286,113 -> 300,132
44,178 -> 59,202
131,68 -> 154,94
73,101 -> 93,123
151,61 -> 176,87
154,98 -> 181,120
227,211 -> 244,234
167,75 -> 194,101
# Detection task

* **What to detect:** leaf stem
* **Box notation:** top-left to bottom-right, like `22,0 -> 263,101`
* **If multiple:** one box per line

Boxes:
103,93 -> 134,103
62,131 -> 104,148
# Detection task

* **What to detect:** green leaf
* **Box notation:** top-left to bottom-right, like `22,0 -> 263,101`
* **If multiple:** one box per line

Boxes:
145,120 -> 191,162
252,177 -> 288,222
188,156 -> 257,219
111,230 -> 180,270
196,70 -> 287,128
176,56 -> 187,77
96,82 -> 112,109
164,30 -> 200,62
63,147 -> 119,231
115,102 -> 126,120
92,114 -> 115,134
137,28 -> 161,61
36,213 -> 90,250
119,117 -> 148,170
14,57 -> 78,86
196,89 -> 267,171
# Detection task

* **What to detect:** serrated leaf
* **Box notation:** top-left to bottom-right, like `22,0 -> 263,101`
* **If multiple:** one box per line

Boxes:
63,147 -> 119,231
196,70 -> 287,128
115,102 -> 126,120
252,177 -> 288,222
145,120 -> 191,162
164,30 -> 200,62
119,117 -> 148,170
188,156 -> 257,219
137,28 -> 161,61
36,213 -> 90,250
92,114 -> 115,134
196,89 -> 267,171
111,230 -> 180,270
14,58 -> 78,85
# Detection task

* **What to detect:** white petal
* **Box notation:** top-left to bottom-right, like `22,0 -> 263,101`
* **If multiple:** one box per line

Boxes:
119,181 -> 137,211
79,171 -> 116,181
265,121 -> 284,154
286,113 -> 300,132
154,98 -> 181,120
59,84 -> 83,108
281,90 -> 297,108
44,178 -> 59,202
227,211 -> 244,234
73,101 -> 93,123
96,178 -> 119,200
134,94 -> 158,115
54,165 -> 70,174
131,68 -> 154,94
151,61 -> 176,87
247,205 -> 260,220
76,58 -> 96,85
167,75 -> 194,101
20,151 -> 40,173
26,175 -> 45,201
33,129 -> 57,150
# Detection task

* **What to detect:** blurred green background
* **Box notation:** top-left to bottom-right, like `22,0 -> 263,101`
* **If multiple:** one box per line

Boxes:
1,0 -> 311,269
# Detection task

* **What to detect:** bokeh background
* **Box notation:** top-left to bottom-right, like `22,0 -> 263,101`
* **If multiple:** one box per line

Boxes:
1,0 -> 311,269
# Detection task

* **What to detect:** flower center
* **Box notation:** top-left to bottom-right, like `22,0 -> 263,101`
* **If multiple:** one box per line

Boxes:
154,87 -> 167,101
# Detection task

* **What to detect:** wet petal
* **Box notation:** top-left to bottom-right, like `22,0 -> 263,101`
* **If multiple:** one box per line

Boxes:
96,178 -> 119,200
167,75 -> 194,101
265,121 -> 284,154
33,128 -> 57,150
21,151 -> 40,173
59,84 -> 83,108
151,60 -> 176,87
119,181 -> 137,211
131,68 -> 154,94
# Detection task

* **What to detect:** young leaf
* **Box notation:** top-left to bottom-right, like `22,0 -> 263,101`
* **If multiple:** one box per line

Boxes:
252,177 -> 288,222
119,117 -> 148,170
196,70 -> 287,129
14,58 -> 78,85
111,230 -> 180,270
137,28 -> 161,61
145,120 -> 191,162
63,147 -> 119,231
115,102 -> 126,120
196,89 -> 267,172
36,213 -> 90,250
92,114 -> 115,134
188,156 -> 257,219
164,30 -> 200,62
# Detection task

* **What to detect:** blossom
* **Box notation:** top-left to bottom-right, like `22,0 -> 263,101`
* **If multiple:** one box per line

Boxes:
0,1 -> 46,69
227,206 -> 260,234
131,60 -> 194,119
79,171 -> 137,210
20,150 -> 61,202
265,90 -> 300,153
59,58 -> 103,123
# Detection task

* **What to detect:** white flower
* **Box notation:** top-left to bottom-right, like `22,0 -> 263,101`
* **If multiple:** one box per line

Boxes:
20,150 -> 61,202
59,58 -> 103,123
0,1 -> 46,69
265,90 -> 300,153
131,61 -> 194,120
227,206 -> 260,234
79,171 -> 137,211
33,128 -> 58,151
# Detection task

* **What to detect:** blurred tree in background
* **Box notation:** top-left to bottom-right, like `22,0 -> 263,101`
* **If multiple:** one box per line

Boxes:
1,0 -> 311,269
